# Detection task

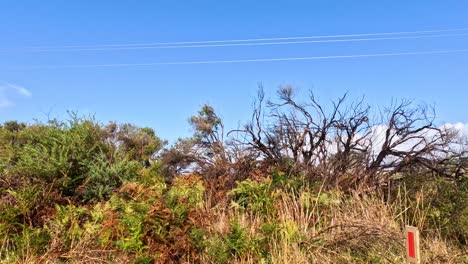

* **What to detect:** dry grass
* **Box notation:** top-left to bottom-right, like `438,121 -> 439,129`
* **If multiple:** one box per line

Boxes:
194,182 -> 466,264
3,178 -> 466,264
194,185 -> 396,263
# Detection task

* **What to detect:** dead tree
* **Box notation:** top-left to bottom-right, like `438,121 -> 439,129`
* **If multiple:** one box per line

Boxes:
330,98 -> 372,186
233,88 -> 282,163
365,100 -> 461,184
162,86 -> 465,190
234,86 -> 465,190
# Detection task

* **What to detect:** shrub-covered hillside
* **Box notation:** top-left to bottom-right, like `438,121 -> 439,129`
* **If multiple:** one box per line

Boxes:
1,89 -> 467,263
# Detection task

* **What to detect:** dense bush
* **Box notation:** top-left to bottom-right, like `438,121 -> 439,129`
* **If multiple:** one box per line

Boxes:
82,153 -> 140,201
229,179 -> 276,217
0,117 -> 167,262
0,102 -> 466,263
394,173 -> 468,244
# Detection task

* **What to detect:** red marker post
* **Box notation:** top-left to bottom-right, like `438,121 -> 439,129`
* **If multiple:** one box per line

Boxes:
405,226 -> 420,263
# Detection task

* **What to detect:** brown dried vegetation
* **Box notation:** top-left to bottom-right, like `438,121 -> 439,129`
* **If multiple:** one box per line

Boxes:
1,88 -> 467,263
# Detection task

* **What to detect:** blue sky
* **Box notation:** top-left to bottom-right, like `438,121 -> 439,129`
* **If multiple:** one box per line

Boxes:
0,1 -> 467,141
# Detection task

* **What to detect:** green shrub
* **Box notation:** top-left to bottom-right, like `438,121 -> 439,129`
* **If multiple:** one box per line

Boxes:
205,235 -> 230,264
229,179 -> 276,217
11,119 -> 107,197
189,228 -> 207,250
2,185 -> 41,225
201,220 -> 268,263
46,204 -> 91,252
132,253 -> 153,264
166,175 -> 205,209
227,220 -> 267,261
424,177 -> 468,243
226,220 -> 252,256
299,189 -> 341,209
82,153 -> 139,201
260,218 -> 303,246
106,195 -> 151,252
136,165 -> 167,190
2,227 -> 51,260
2,117 -> 163,201
397,174 -> 468,243
111,124 -> 165,164
166,175 -> 205,223
260,221 -> 280,239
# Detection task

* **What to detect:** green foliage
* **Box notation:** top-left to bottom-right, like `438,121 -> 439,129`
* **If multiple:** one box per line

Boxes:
189,104 -> 222,138
189,228 -> 207,250
278,219 -> 302,243
107,195 -> 150,252
0,185 -> 50,259
204,235 -> 230,264
299,189 -> 341,209
229,179 -> 276,217
203,220 -> 267,264
271,170 -> 287,186
0,117 -> 167,262
82,153 -> 139,201
6,118 -> 107,197
8,227 -> 51,258
260,219 -> 302,245
166,176 -> 205,208
136,165 -> 167,189
0,116 -> 466,263
132,253 -> 154,264
260,221 -> 280,239
398,174 -> 468,243
226,220 -> 253,256
47,204 -> 91,250
4,185 -> 41,224
1,117 -> 163,200
229,220 -> 267,261
166,175 -> 205,223
108,123 -> 165,163
428,178 -> 468,243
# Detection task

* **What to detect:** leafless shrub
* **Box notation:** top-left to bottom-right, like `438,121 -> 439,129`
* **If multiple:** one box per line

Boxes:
160,85 -> 466,191
232,86 -> 466,190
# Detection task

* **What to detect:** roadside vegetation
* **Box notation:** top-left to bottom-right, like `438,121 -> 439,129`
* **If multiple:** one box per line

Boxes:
1,87 -> 467,263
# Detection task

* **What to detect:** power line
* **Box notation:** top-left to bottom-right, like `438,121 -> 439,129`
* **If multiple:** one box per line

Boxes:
5,33 -> 467,52
8,48 -> 468,69
2,28 -> 468,52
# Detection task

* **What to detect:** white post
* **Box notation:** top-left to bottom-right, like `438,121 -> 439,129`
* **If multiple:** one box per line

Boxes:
405,225 -> 421,264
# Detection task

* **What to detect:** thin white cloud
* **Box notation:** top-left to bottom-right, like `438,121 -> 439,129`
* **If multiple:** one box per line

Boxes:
0,82 -> 32,108
7,83 -> 32,97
